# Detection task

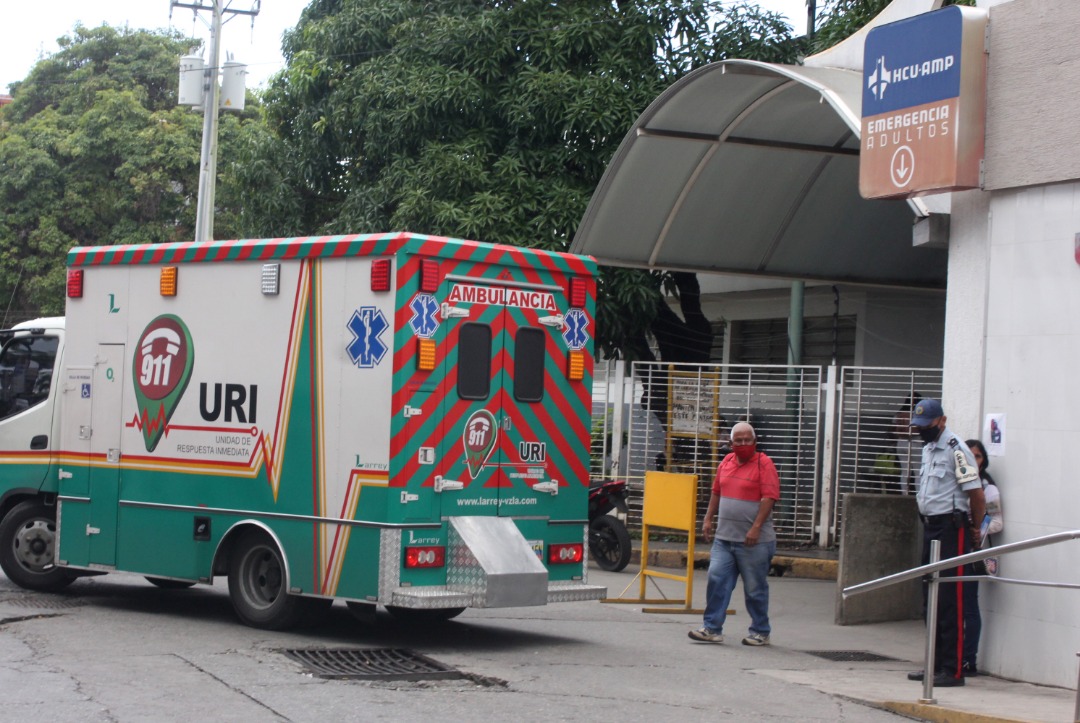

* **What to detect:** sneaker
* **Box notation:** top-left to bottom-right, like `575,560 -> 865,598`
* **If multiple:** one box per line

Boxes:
688,627 -> 724,643
742,632 -> 770,646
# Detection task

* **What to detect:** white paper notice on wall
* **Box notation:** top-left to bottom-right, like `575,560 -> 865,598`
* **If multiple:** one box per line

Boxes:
983,413 -> 1005,456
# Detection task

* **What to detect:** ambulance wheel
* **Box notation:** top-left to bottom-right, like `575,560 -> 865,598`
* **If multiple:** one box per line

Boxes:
228,529 -> 304,630
145,577 -> 196,589
589,515 -> 632,572
0,500 -> 75,592
386,605 -> 466,623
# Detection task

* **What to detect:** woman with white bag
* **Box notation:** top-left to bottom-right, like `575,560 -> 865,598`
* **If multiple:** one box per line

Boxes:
962,439 -> 1003,676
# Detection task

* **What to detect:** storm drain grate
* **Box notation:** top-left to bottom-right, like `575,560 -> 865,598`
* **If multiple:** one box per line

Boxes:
3,595 -> 85,610
805,650 -> 901,663
281,648 -> 469,682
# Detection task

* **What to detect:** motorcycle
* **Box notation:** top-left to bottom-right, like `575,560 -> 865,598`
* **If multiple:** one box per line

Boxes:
588,479 -> 632,572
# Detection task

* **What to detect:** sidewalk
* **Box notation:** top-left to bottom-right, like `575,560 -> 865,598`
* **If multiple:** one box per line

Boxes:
627,540 -> 1078,723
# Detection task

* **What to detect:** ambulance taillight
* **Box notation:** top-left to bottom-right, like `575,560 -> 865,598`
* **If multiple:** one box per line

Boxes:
568,277 -> 587,308
404,546 -> 445,569
548,543 -> 584,565
67,269 -> 84,298
371,259 -> 391,291
420,259 -> 440,292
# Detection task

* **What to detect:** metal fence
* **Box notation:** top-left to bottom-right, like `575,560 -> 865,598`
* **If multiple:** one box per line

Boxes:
589,361 -> 943,548
592,361 -> 822,546
830,366 -> 943,539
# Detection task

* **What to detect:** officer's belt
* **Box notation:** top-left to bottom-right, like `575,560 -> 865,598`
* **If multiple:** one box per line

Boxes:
920,513 -> 955,524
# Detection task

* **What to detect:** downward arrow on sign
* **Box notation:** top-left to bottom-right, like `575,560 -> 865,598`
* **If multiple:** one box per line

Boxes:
895,157 -> 910,180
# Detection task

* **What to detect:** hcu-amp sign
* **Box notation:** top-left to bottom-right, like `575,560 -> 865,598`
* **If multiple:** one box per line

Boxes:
859,6 -> 987,200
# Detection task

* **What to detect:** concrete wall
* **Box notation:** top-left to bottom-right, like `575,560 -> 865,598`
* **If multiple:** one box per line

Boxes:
973,182 -> 1080,687
859,289 -> 945,367
937,3 -> 1080,685
835,493 -> 922,625
983,0 -> 1080,190
940,189 -> 991,434
697,285 -> 945,367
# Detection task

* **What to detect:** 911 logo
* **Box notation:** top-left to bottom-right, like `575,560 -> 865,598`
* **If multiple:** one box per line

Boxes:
463,409 -> 497,479
131,314 -> 195,452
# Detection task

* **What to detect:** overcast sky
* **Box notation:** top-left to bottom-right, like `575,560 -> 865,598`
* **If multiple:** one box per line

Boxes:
2,1 -> 811,95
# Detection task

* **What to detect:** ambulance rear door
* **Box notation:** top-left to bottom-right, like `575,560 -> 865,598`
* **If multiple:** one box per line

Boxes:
435,275 -> 588,522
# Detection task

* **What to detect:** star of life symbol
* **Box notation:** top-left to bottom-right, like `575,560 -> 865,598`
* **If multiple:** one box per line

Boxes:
347,306 -> 389,368
868,56 -> 891,100
562,308 -> 589,351
409,294 -> 439,338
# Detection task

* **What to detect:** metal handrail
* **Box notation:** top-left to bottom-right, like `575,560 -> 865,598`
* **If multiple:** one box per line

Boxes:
842,529 -> 1080,709
843,529 -> 1080,596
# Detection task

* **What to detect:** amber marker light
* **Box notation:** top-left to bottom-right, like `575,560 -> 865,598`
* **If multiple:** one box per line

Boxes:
417,338 -> 437,371
567,350 -> 584,380
160,266 -> 178,296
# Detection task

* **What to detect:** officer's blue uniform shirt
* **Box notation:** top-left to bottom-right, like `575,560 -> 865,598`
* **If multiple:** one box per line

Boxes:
915,428 -> 981,516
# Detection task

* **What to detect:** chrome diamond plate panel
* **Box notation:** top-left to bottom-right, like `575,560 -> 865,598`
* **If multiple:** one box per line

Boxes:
378,528 -> 402,603
446,520 -> 485,597
389,587 -> 474,609
547,582 -> 607,603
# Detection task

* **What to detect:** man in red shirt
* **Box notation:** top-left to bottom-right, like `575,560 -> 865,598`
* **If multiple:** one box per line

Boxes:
689,422 -> 780,646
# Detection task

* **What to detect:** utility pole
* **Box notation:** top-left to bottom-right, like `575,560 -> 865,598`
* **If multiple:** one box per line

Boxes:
172,0 -> 261,243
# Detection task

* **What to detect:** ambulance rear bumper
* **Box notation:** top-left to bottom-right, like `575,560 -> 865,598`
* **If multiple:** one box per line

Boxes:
380,517 -> 606,609
388,580 -> 607,609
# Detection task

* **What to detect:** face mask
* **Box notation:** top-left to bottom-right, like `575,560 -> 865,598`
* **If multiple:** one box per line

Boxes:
732,442 -> 756,462
917,425 -> 941,444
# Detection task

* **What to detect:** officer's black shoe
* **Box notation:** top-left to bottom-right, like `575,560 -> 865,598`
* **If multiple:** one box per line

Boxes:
933,673 -> 965,687
961,661 -> 979,677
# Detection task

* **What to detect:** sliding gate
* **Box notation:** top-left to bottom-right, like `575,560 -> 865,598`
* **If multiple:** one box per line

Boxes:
590,361 -> 943,547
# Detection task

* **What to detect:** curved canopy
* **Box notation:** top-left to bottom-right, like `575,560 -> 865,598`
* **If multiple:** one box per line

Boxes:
571,60 -> 947,288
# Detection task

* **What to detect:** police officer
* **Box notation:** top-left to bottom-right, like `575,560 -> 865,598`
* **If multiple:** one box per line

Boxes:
905,399 -> 986,688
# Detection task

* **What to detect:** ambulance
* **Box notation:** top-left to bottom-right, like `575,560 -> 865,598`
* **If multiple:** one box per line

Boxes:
0,232 -> 605,628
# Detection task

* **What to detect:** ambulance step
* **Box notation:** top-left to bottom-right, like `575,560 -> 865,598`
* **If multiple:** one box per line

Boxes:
447,516 -> 549,608
388,587 -> 473,610
547,581 -> 607,603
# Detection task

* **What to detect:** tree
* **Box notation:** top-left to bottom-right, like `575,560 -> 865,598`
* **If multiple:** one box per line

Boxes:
812,0 -> 974,53
241,0 -> 800,359
0,25 -> 269,319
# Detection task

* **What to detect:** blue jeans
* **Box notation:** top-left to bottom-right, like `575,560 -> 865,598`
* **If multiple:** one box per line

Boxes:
703,538 -> 776,635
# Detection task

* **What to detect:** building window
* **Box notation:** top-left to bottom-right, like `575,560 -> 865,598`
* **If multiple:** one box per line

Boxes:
729,316 -> 856,368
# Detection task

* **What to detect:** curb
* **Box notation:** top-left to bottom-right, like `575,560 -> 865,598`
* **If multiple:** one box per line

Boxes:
880,700 -> 1033,723
630,548 -> 839,581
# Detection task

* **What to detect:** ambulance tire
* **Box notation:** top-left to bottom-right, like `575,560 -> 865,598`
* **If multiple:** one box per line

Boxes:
0,500 -> 75,592
228,529 -> 305,630
589,515 -> 632,572
385,605 -> 466,623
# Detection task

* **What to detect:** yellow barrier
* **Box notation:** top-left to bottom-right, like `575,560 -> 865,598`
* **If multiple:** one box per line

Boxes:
604,471 -> 705,614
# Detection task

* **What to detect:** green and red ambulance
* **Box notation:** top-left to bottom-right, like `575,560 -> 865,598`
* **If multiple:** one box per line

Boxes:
0,232 -> 604,628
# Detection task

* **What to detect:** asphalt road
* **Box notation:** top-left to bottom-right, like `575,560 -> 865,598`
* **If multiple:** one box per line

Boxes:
0,565 -> 912,722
